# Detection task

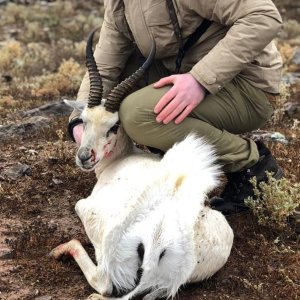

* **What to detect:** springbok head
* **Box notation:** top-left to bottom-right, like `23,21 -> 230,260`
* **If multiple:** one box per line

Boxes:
65,29 -> 156,171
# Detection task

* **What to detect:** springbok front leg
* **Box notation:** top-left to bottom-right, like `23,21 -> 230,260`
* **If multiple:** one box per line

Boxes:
86,294 -> 108,300
50,239 -> 111,295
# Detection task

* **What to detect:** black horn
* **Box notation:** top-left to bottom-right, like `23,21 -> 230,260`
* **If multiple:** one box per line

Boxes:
104,40 -> 156,113
86,28 -> 103,108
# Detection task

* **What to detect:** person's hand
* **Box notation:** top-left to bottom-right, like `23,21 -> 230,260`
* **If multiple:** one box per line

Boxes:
73,123 -> 84,146
153,73 -> 206,124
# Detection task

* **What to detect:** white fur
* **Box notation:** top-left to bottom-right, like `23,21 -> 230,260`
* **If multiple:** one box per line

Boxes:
53,101 -> 233,300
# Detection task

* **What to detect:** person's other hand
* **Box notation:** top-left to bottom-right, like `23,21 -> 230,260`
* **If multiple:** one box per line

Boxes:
73,123 -> 84,146
153,73 -> 206,124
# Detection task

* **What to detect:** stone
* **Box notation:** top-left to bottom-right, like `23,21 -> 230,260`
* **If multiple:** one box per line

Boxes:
21,101 -> 72,117
284,101 -> 298,115
281,72 -> 300,85
0,116 -> 50,141
0,163 -> 32,181
291,47 -> 300,65
52,178 -> 63,185
243,130 -> 289,145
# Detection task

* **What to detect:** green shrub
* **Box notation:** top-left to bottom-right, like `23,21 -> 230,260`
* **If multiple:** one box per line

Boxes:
245,172 -> 300,230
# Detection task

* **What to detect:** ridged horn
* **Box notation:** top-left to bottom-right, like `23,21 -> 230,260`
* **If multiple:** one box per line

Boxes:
86,28 -> 103,108
104,40 -> 156,113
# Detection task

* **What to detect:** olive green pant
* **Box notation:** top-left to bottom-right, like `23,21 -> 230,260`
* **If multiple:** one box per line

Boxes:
119,59 -> 274,173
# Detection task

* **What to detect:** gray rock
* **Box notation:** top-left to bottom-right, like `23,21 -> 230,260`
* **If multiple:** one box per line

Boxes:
284,101 -> 300,118
291,47 -> 300,65
21,101 -> 72,117
243,130 -> 289,145
0,116 -> 50,141
52,178 -> 63,185
0,163 -> 32,181
281,72 -> 300,85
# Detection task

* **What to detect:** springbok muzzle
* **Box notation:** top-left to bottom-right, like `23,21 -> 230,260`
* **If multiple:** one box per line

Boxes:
77,147 -> 94,168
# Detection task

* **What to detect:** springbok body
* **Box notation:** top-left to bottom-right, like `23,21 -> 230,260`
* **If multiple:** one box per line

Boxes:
51,29 -> 234,300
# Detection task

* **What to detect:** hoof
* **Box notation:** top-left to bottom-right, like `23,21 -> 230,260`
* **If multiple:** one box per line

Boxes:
49,243 -> 69,259
86,294 -> 106,300
49,247 -> 61,259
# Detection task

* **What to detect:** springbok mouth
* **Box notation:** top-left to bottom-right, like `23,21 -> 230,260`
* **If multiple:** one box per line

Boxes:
80,160 -> 100,171
79,150 -> 113,170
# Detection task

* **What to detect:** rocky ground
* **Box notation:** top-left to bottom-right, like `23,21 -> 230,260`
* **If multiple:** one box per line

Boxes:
0,1 -> 299,300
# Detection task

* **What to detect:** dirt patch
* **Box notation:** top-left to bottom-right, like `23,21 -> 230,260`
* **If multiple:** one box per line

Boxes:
0,94 -> 299,300
0,137 -> 96,300
0,148 -> 299,300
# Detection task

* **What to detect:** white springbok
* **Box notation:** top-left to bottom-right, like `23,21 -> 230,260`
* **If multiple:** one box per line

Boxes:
51,29 -> 234,300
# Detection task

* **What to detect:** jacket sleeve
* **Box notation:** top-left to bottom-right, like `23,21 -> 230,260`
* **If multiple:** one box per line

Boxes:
189,0 -> 282,94
69,6 -> 134,122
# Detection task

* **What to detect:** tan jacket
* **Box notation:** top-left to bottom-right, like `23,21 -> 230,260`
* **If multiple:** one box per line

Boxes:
74,0 -> 282,120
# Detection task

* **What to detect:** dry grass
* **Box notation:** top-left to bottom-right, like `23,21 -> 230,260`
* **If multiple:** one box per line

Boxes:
0,1 -> 102,103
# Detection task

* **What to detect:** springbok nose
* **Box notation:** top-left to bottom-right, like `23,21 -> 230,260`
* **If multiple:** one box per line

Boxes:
77,147 -> 92,163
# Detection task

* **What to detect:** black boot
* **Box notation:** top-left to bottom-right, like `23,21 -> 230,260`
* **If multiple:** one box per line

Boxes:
210,141 -> 284,215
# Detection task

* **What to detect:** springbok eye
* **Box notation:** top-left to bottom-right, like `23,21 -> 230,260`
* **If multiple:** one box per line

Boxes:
159,249 -> 166,262
106,122 -> 119,138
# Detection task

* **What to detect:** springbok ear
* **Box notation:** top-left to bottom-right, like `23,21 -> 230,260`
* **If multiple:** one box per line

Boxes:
64,99 -> 87,112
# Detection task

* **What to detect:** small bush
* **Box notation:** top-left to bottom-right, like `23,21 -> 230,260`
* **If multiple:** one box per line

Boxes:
278,43 -> 296,65
31,58 -> 84,99
45,129 -> 70,162
0,2 -> 103,44
55,129 -> 69,161
269,83 -> 290,125
282,20 -> 300,40
0,40 -> 25,71
245,172 -> 300,230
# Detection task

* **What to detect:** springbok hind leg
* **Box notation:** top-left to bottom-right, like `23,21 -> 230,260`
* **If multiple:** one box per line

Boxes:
50,239 -> 103,293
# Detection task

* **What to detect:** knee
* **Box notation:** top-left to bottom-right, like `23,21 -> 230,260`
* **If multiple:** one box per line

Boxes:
119,93 -> 152,141
119,94 -> 140,129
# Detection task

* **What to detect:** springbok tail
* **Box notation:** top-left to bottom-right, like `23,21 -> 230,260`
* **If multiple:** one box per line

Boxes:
159,133 -> 221,201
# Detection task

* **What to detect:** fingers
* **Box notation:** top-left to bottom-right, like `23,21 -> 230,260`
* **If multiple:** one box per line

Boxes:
174,105 -> 195,124
153,75 -> 175,88
156,96 -> 186,124
153,73 -> 206,124
157,97 -> 198,125
154,86 -> 177,115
